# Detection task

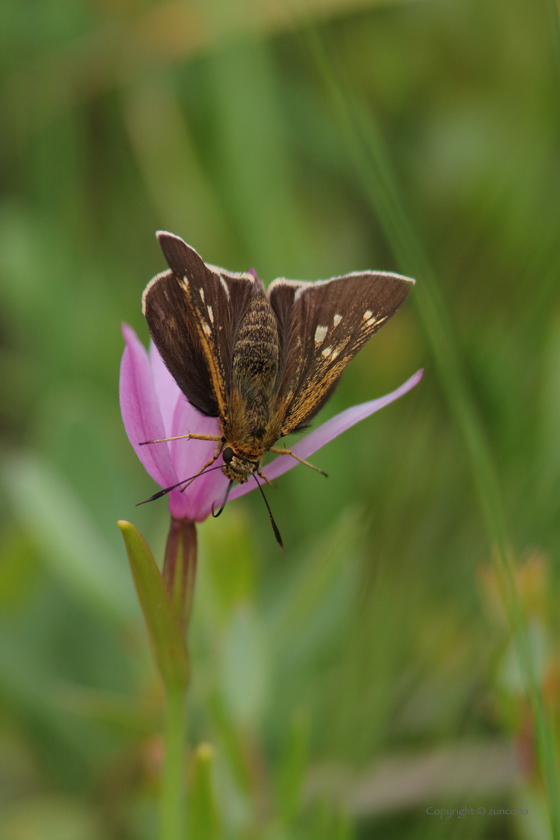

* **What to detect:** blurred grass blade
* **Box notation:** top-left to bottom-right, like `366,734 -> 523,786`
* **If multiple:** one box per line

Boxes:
307,32 -> 560,837
547,0 -> 560,82
221,605 -> 270,727
122,76 -> 233,257
186,743 -> 221,840
206,692 -> 252,796
3,452 -> 135,620
118,521 -> 189,692
268,507 -> 363,653
309,33 -> 506,552
275,711 -> 309,825
207,38 -> 311,276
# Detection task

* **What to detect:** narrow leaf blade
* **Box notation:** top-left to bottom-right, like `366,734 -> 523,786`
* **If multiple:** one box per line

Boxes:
118,520 -> 189,691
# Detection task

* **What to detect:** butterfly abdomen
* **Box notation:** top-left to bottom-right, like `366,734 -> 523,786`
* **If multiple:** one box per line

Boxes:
225,287 -> 279,451
233,288 -> 279,395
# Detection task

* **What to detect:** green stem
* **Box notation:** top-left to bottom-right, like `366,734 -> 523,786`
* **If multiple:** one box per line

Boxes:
160,686 -> 187,840
118,521 -> 192,839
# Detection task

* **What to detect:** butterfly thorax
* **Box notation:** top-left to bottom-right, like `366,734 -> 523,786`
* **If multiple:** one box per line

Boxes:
222,285 -> 280,482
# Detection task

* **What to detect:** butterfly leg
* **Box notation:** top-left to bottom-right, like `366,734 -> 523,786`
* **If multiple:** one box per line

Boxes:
180,452 -> 222,492
257,470 -> 276,488
268,448 -> 328,478
140,433 -> 223,446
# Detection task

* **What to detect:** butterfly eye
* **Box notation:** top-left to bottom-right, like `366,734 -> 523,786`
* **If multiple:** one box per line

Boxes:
223,447 -> 234,464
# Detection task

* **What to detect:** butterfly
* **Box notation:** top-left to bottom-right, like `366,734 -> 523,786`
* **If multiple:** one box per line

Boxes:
142,232 -> 415,541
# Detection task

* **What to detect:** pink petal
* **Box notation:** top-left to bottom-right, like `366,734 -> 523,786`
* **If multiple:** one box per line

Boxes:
149,342 -> 182,440
119,325 -> 179,491
169,396 -> 225,521
229,369 -> 423,500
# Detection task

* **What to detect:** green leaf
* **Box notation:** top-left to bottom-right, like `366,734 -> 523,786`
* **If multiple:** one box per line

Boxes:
186,743 -> 221,840
118,521 -> 189,692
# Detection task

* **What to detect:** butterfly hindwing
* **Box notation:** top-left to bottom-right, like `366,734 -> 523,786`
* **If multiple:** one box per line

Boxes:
268,271 -> 415,433
143,233 -> 253,419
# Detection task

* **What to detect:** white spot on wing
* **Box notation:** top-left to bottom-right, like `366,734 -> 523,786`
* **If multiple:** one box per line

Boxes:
199,287 -> 205,303
363,309 -> 373,320
181,276 -> 190,290
322,346 -> 332,358
314,325 -> 328,345
333,314 -> 342,327
202,321 -> 212,336
207,305 -> 214,324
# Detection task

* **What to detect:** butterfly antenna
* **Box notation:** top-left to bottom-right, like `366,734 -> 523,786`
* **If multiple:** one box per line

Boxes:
136,464 -> 224,506
253,474 -> 283,550
211,480 -> 234,518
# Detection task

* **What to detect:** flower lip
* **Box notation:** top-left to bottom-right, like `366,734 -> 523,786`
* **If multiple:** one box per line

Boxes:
228,367 -> 424,501
120,324 -> 423,521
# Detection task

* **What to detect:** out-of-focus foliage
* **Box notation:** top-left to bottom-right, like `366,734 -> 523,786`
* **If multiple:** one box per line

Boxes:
1,0 -> 560,838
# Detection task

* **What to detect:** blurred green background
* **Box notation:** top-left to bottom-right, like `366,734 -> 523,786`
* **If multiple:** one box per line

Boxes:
1,0 -> 560,837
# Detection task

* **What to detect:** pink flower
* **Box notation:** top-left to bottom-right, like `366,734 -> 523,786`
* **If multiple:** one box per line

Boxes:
119,324 -> 423,520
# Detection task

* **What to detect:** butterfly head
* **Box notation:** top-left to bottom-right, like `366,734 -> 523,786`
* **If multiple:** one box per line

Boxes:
221,445 -> 259,484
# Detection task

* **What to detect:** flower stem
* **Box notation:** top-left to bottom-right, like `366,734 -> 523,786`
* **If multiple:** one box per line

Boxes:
164,517 -> 198,631
160,686 -> 187,840
160,517 -> 197,840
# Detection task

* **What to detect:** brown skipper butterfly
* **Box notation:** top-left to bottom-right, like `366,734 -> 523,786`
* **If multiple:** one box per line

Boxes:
141,232 -> 415,544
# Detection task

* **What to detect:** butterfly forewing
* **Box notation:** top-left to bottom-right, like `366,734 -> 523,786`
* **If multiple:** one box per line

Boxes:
143,233 -> 253,419
268,271 -> 414,433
